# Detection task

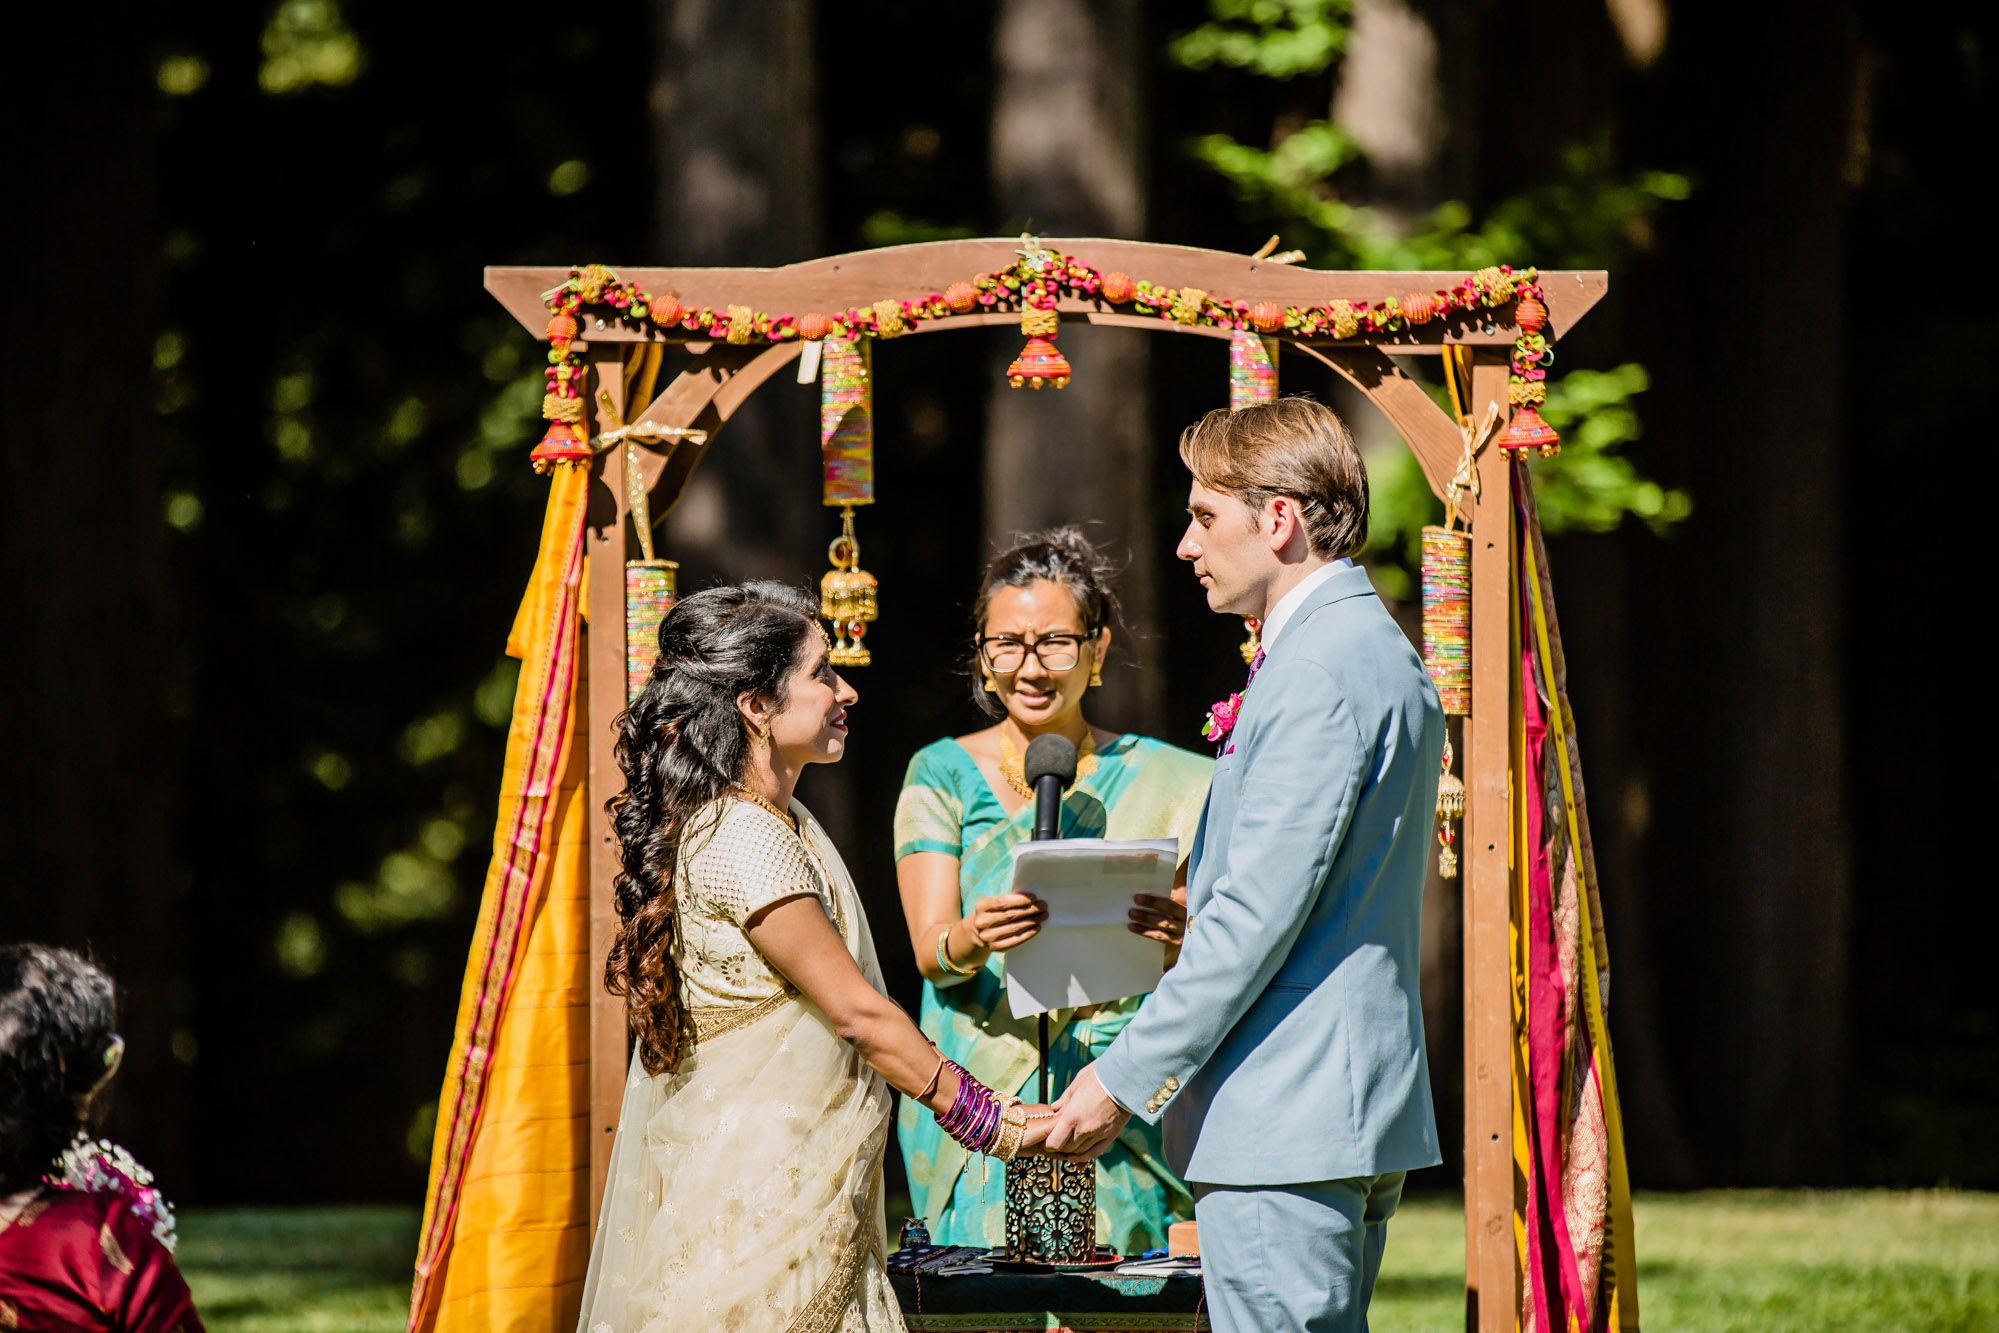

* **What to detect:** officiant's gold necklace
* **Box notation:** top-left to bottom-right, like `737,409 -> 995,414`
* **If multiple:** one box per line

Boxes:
997,730 -> 1097,800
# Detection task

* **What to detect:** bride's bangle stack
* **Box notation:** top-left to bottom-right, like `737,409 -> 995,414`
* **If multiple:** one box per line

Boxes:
932,1058 -> 1029,1162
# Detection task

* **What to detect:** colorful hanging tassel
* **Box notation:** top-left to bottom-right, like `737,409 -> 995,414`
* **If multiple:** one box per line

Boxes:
625,561 -> 677,701
1421,524 -> 1472,876
820,338 -> 879,664
820,338 -> 875,507
1230,331 -> 1279,411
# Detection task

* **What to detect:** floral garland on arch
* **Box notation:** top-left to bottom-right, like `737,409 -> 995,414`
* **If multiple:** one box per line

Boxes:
529,246 -> 1559,468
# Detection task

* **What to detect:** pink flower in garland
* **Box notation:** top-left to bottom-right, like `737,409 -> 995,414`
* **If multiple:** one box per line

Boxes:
1202,692 -> 1243,743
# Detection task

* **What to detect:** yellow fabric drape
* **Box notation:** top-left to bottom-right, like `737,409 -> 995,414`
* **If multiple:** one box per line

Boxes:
410,458 -> 593,1333
428,712 -> 592,1330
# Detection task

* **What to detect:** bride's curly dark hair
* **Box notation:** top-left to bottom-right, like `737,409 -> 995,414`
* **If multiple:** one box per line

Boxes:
606,580 -> 823,1076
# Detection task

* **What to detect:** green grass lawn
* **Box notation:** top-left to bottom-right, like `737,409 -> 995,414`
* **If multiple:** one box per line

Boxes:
1372,1190 -> 1999,1332
178,1191 -> 1999,1331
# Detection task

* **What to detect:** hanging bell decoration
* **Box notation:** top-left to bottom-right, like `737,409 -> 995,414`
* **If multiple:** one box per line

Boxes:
1498,278 -> 1561,456
1239,617 -> 1262,666
819,337 -> 879,664
1007,337 -> 1071,388
1229,331 -> 1279,411
1497,404 -> 1560,456
1435,734 -> 1466,879
820,508 -> 878,667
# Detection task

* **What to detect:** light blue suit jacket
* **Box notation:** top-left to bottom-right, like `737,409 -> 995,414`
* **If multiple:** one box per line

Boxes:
1096,563 -> 1444,1185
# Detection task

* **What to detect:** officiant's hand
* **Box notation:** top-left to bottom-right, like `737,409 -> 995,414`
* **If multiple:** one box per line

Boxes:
1127,893 -> 1186,948
968,892 -> 1047,952
1041,1062 -> 1132,1163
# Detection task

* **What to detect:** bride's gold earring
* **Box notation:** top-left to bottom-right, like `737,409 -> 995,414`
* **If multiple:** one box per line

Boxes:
983,675 -> 998,694
1088,653 -> 1103,689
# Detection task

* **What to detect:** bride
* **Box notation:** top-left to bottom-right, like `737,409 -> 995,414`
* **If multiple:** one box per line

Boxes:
579,582 -> 1049,1333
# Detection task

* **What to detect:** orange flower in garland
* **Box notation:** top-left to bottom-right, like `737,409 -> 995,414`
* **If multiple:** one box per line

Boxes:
527,255 -> 1563,461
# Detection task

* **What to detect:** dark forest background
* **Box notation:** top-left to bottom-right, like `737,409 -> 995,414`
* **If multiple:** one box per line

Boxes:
4,0 -> 1991,1205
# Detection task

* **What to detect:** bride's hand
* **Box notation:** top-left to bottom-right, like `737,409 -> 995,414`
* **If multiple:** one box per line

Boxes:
968,893 -> 1047,951
1013,1105 -> 1060,1155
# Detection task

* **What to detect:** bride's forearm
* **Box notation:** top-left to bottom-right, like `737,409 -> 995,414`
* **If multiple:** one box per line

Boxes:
836,993 -> 957,1113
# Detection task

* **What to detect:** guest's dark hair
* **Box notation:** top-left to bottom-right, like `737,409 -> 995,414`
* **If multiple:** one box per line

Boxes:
0,945 -> 119,1193
605,581 -> 823,1076
968,526 -> 1123,719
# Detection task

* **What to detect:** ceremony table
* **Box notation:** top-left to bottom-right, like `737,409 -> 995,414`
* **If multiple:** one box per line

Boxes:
890,1269 -> 1209,1332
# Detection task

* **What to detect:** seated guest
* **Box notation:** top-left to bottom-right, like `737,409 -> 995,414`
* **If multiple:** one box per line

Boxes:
894,527 -> 1214,1255
0,944 -> 203,1333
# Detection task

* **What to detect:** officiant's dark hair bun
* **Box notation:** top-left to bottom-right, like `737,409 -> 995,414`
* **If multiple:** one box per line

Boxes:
607,581 -> 821,1076
969,526 -> 1123,718
0,944 -> 118,1193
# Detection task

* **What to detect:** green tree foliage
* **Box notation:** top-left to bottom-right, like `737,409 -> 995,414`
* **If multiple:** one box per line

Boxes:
1168,0 -> 1690,576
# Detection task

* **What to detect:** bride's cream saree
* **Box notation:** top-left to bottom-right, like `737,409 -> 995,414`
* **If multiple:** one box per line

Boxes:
577,799 -> 904,1333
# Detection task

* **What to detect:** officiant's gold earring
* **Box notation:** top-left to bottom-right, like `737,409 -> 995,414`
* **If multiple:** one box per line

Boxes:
983,674 -> 998,693
1088,656 -> 1103,688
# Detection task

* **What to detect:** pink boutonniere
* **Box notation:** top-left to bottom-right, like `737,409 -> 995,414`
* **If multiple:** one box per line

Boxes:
1202,692 -> 1243,744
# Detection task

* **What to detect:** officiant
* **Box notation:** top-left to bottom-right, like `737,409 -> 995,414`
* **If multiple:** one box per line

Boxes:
893,528 -> 1213,1255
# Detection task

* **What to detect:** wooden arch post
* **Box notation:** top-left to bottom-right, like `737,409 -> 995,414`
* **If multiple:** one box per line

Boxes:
486,241 -> 1604,1332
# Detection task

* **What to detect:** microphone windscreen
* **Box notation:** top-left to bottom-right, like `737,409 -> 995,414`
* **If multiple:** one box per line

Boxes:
1023,734 -> 1079,787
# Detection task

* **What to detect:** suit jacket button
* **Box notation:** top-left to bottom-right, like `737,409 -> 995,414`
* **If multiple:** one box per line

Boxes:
1165,1077 -> 1179,1090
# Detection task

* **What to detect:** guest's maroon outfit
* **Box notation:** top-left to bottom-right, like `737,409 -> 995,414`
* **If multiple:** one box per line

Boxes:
0,1188 -> 203,1332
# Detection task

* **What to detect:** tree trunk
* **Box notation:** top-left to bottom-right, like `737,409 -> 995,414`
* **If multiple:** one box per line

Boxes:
1,16 -> 188,1187
1648,0 -> 1855,1182
649,0 -> 823,585
987,0 -> 1158,734
647,0 -> 848,834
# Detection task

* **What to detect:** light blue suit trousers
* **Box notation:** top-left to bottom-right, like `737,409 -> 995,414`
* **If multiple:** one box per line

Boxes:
1095,563 -> 1443,1332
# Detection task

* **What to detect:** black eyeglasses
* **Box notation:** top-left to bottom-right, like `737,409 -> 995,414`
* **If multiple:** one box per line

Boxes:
977,634 -> 1089,674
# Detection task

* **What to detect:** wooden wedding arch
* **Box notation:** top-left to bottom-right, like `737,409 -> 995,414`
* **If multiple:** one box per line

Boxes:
484,238 -> 1609,1331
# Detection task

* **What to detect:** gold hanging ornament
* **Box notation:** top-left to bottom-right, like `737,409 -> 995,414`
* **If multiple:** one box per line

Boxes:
818,337 -> 879,664
820,507 -> 878,667
1435,733 -> 1466,878
1239,617 -> 1262,665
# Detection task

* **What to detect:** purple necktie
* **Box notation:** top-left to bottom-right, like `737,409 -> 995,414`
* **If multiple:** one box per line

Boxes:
1245,646 -> 1266,689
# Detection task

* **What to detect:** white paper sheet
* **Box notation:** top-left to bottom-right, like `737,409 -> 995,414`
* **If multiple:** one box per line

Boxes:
1001,838 -> 1178,1018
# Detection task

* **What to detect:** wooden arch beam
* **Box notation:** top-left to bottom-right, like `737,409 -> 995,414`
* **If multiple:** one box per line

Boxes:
609,321 -> 1488,526
488,239 -> 1606,348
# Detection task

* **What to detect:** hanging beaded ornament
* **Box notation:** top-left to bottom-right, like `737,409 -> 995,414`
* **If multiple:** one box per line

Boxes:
819,338 -> 879,665
1496,285 -> 1561,456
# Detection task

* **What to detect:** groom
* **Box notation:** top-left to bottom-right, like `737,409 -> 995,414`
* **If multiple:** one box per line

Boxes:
1044,397 -> 1444,1332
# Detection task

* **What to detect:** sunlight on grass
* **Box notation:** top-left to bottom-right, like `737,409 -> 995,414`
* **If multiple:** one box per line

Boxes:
180,1192 -> 1999,1331
1373,1190 -> 1999,1332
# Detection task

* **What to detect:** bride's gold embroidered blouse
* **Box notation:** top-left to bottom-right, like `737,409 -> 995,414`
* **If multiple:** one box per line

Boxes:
673,798 -> 847,1014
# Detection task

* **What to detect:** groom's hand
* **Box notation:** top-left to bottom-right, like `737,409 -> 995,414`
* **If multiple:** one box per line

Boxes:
1042,1062 -> 1132,1162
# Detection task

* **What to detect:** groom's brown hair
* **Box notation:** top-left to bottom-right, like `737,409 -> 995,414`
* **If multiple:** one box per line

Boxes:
1178,396 -> 1369,559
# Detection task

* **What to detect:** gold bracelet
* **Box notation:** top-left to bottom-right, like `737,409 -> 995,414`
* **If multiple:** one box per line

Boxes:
915,1053 -> 946,1102
936,925 -> 982,978
992,1096 -> 1028,1162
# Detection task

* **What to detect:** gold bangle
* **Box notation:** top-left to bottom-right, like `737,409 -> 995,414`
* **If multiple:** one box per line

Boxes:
937,925 -> 982,978
992,1096 -> 1028,1161
916,1054 -> 946,1103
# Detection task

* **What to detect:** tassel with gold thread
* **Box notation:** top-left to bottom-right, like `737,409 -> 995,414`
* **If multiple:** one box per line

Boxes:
819,338 -> 879,664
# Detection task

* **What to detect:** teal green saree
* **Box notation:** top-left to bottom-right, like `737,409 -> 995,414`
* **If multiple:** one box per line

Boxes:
893,733 -> 1213,1255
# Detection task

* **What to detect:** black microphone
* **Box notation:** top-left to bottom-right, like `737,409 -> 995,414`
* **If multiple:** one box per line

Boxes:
1024,734 -> 1078,842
